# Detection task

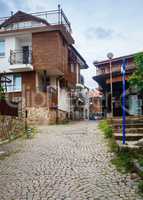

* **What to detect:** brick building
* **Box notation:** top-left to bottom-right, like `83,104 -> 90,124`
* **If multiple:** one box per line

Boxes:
89,89 -> 103,119
0,7 -> 88,124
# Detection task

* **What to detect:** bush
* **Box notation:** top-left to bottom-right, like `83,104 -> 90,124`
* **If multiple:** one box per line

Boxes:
99,120 -> 113,138
111,151 -> 133,173
99,120 -> 133,172
138,180 -> 143,194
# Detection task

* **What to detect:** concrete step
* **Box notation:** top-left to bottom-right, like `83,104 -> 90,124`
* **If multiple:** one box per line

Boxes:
113,127 -> 143,134
112,121 -> 143,125
112,123 -> 143,128
116,140 -> 143,151
108,116 -> 143,122
114,133 -> 143,141
116,140 -> 138,146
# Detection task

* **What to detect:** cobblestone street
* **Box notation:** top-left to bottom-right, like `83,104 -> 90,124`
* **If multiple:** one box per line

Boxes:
0,121 -> 141,200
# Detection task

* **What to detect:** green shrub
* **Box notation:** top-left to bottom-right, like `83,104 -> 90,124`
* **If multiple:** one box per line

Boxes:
99,120 -> 113,138
138,157 -> 143,167
111,151 -> 133,173
108,137 -> 118,152
138,180 -> 143,194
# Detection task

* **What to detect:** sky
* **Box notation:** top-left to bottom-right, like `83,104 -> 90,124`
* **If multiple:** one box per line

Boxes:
0,0 -> 143,88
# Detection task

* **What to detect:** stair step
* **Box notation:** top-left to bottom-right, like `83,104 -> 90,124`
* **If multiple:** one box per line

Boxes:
112,124 -> 143,128
116,140 -> 143,151
112,122 -> 143,125
108,117 -> 143,121
113,127 -> 143,133
116,140 -> 139,145
114,133 -> 143,141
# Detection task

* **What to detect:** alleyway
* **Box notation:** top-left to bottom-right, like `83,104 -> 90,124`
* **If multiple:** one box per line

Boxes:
0,121 -> 141,200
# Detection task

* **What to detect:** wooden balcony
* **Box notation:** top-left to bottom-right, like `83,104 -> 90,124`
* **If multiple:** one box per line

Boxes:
96,63 -> 136,76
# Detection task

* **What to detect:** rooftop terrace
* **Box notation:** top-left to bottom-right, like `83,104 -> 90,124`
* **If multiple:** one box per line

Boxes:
0,5 -> 72,33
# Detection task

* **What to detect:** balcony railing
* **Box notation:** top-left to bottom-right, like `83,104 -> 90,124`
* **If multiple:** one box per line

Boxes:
96,64 -> 136,76
0,7 -> 71,33
10,49 -> 32,65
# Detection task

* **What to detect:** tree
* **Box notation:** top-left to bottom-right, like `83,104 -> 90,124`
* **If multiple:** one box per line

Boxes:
129,52 -> 143,91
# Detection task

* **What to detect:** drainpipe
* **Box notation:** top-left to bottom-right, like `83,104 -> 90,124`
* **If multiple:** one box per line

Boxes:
56,77 -> 59,124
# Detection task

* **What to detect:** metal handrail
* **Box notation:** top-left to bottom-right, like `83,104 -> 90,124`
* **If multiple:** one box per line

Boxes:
0,8 -> 72,33
10,49 -> 32,65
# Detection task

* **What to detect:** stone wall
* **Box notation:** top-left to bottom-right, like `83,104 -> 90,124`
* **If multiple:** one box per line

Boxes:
26,107 -> 50,125
57,109 -> 69,123
0,116 -> 25,140
26,107 -> 68,125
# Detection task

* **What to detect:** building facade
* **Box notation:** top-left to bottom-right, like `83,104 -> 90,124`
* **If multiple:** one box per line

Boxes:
89,89 -> 103,119
93,53 -> 143,117
0,7 -> 88,124
71,83 -> 89,120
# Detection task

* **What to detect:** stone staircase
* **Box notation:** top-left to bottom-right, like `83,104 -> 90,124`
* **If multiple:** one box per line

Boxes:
108,116 -> 143,150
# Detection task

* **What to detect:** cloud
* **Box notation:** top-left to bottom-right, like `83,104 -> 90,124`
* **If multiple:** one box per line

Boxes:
85,27 -> 114,40
85,26 -> 126,41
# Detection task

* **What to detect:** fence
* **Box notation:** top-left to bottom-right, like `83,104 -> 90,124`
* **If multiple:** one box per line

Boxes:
0,100 -> 24,140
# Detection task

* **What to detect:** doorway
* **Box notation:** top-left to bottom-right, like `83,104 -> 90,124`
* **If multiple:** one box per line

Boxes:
22,46 -> 29,64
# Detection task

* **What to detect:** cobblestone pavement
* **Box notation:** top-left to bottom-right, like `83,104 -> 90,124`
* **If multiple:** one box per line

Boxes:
0,121 -> 142,200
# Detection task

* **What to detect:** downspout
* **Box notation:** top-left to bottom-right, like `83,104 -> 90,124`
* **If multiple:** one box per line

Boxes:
56,77 -> 59,124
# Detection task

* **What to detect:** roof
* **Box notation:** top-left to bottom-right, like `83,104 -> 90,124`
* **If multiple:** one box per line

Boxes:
71,46 -> 89,69
0,11 -> 49,28
93,52 -> 142,67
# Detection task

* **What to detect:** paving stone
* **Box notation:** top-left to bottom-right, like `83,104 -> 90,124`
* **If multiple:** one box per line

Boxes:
0,121 -> 141,199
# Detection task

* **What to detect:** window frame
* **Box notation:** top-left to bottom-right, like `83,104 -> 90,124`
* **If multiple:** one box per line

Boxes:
2,74 -> 22,93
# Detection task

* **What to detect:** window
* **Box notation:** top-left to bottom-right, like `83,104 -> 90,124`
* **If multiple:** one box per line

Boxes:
13,75 -> 22,91
0,40 -> 5,56
2,74 -> 22,92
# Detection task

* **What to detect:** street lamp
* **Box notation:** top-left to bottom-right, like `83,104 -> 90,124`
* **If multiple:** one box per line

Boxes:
107,52 -> 114,117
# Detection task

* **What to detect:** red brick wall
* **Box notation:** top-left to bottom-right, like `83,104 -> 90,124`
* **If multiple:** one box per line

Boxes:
32,31 -> 76,86
32,31 -> 62,72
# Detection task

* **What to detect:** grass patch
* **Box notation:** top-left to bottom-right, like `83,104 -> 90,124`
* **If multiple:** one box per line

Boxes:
111,151 -> 133,173
99,119 -> 143,196
99,120 -> 132,173
138,180 -> 143,195
99,120 -> 113,138
138,156 -> 143,167
108,137 -> 118,152
23,127 -> 37,139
